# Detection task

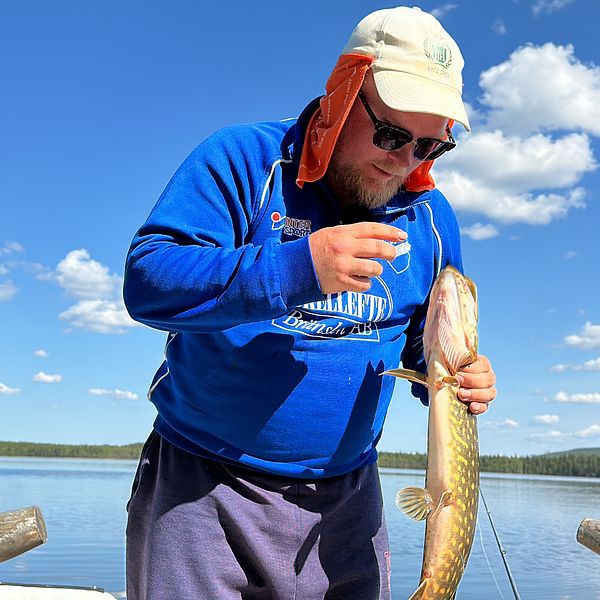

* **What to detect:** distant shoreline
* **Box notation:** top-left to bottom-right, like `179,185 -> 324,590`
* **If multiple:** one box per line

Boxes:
0,441 -> 143,460
1,442 -> 599,477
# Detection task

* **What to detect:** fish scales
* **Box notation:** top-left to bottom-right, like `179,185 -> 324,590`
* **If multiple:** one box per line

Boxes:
384,266 -> 480,599
416,360 -> 479,599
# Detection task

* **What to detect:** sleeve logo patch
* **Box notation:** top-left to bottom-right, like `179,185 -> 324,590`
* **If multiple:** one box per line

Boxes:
271,212 -> 312,238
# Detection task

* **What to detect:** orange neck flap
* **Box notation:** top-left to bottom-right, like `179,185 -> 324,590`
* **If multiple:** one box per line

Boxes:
296,54 -> 438,193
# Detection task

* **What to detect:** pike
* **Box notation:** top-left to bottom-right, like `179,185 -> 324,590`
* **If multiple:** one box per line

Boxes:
384,266 -> 479,600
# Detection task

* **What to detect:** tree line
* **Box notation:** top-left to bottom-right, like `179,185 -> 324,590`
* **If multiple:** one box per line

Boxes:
0,441 -> 143,459
377,451 -> 600,477
1,442 -> 599,477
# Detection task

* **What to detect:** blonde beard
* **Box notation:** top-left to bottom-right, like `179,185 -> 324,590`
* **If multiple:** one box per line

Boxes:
327,156 -> 408,210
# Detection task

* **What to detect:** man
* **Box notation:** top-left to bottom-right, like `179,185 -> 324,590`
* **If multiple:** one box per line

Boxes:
124,6 -> 496,600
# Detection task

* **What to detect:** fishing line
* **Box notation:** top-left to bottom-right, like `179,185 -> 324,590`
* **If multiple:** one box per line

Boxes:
479,486 -> 522,600
477,513 -> 507,600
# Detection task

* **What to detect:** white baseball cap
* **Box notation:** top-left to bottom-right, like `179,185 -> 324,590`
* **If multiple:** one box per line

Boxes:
342,6 -> 471,130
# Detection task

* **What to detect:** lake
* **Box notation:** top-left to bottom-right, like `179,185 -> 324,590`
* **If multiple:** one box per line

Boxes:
0,457 -> 599,599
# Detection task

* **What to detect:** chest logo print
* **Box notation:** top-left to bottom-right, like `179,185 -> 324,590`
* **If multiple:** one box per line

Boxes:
388,240 -> 412,275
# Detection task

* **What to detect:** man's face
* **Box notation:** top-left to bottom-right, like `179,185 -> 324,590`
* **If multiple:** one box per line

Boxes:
326,73 -> 449,210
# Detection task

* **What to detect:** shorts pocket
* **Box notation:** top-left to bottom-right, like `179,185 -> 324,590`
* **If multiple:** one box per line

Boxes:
126,429 -> 159,512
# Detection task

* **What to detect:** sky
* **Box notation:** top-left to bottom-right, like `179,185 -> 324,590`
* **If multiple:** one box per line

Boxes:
1,0 -> 599,456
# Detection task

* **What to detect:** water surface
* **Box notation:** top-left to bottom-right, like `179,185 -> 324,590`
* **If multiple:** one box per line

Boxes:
1,458 -> 599,599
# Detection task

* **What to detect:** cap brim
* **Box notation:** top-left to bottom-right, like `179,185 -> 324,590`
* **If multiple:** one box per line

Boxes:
373,69 -> 471,131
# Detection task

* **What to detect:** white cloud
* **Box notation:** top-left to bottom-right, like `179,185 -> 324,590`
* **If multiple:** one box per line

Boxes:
576,424 -> 600,438
0,382 -> 20,394
438,170 -> 586,225
59,299 -> 140,334
532,414 -> 560,425
551,357 -> 600,371
32,372 -> 62,384
461,223 -> 499,241
443,130 -> 596,190
0,241 -> 24,255
554,391 -> 600,403
55,249 -> 121,300
531,429 -> 564,438
88,388 -> 139,400
492,20 -> 507,35
532,0 -> 575,16
1,260 -> 52,280
0,281 -> 18,301
430,3 -> 458,19
482,418 -> 520,429
18,261 -> 51,276
564,250 -> 579,259
441,43 -> 600,225
34,349 -> 49,358
479,43 -> 600,136
581,357 -> 600,370
48,249 -> 140,334
463,102 -> 486,131
565,322 -> 600,350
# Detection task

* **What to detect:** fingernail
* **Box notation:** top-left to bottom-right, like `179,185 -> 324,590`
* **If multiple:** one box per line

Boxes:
456,375 -> 464,385
460,389 -> 471,399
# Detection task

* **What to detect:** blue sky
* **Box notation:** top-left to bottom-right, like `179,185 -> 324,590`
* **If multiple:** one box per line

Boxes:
1,0 -> 599,456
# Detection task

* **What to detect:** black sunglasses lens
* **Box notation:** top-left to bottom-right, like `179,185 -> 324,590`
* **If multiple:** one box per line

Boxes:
415,140 -> 454,161
414,140 -> 441,161
373,127 -> 411,151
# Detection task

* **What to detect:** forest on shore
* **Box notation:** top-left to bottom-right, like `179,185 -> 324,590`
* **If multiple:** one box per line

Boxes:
0,441 -> 143,459
378,449 -> 600,477
1,441 -> 599,477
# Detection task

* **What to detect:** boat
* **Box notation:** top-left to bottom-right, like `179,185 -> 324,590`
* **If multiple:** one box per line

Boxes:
0,582 -> 117,599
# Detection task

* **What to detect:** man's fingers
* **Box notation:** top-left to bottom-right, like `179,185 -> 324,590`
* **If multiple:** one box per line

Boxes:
468,402 -> 488,415
457,372 -> 496,391
351,257 -> 384,278
347,275 -> 374,292
457,386 -> 497,403
308,222 -> 408,295
350,222 -> 407,242
460,354 -> 492,373
354,239 -> 398,261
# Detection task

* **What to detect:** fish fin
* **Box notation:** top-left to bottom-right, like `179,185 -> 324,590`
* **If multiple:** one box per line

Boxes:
430,489 -> 454,521
437,306 -> 473,374
407,578 -> 429,600
435,376 -> 460,391
395,487 -> 433,521
382,368 -> 428,388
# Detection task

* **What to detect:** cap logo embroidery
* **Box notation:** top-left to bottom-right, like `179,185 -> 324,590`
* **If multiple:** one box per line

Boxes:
423,37 -> 452,69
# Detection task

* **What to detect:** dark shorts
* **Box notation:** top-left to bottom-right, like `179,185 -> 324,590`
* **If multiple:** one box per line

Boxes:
126,431 -> 391,600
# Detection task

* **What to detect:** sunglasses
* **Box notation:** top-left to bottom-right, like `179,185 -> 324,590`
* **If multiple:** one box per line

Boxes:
357,91 -> 456,161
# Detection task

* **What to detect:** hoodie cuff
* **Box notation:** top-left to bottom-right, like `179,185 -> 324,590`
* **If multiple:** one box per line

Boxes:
277,235 -> 324,308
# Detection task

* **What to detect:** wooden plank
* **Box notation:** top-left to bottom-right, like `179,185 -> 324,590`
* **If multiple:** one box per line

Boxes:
0,506 -> 47,563
577,518 -> 600,556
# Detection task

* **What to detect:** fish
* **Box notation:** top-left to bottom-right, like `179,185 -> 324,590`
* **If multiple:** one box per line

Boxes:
383,265 -> 480,600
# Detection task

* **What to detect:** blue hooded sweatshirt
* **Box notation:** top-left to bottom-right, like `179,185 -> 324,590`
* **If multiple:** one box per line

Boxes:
123,99 -> 463,478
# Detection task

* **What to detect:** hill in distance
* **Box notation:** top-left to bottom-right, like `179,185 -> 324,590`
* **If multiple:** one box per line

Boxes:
543,447 -> 600,457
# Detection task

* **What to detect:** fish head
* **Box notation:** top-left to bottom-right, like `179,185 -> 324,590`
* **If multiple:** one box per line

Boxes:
423,266 -> 479,374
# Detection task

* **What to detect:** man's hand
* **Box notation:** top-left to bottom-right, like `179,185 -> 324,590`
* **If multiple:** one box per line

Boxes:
308,223 -> 406,294
456,354 -> 496,415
